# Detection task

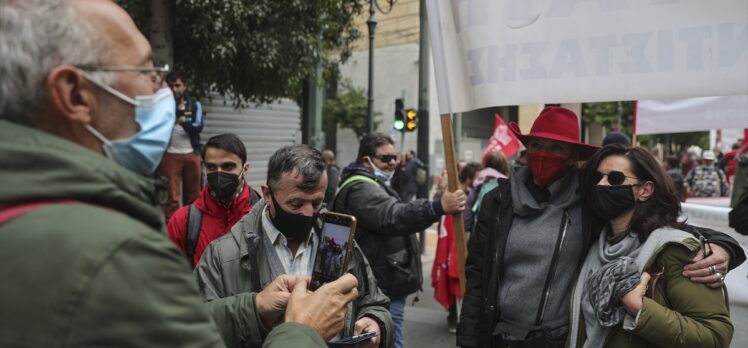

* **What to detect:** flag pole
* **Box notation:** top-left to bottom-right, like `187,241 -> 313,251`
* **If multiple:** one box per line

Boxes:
440,113 -> 467,294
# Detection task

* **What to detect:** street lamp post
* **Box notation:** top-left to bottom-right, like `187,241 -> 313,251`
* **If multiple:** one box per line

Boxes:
365,0 -> 396,134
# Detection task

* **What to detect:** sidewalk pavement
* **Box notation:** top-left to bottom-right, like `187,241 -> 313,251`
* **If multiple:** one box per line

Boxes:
403,226 -> 457,347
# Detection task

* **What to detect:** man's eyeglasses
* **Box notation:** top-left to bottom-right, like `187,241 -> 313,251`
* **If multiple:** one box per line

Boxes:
374,154 -> 397,163
77,64 -> 170,81
592,170 -> 639,186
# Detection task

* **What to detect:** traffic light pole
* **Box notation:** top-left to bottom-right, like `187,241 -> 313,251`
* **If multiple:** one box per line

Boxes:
366,2 -> 376,134
416,0 -> 430,253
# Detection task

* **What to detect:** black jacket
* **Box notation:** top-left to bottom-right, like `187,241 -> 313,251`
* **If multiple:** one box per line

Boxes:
332,164 -> 441,297
457,178 -> 746,348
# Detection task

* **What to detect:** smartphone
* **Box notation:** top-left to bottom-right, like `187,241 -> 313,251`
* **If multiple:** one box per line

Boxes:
310,212 -> 357,291
328,331 -> 376,347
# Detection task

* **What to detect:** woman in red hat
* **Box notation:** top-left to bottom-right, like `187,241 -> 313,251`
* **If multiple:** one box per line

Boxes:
457,107 -> 741,348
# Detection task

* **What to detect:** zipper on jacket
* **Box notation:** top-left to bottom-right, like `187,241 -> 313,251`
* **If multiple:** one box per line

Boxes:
535,211 -> 570,326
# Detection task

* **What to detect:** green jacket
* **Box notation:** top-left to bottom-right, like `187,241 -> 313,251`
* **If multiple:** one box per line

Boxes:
570,232 -> 733,348
0,120 -> 325,348
195,201 -> 394,348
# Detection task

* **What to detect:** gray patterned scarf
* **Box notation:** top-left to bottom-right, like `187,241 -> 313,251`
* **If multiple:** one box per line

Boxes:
583,229 -> 642,327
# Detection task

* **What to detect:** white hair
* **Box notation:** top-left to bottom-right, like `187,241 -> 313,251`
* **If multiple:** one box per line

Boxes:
0,0 -> 110,125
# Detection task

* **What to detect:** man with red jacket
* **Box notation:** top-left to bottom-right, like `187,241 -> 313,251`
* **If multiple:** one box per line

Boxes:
168,133 -> 260,266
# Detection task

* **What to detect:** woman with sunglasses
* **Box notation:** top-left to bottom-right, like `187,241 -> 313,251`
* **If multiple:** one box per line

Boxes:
569,145 -> 733,348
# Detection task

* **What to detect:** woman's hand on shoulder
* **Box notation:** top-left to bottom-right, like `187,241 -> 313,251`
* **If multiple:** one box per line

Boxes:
622,272 -> 651,316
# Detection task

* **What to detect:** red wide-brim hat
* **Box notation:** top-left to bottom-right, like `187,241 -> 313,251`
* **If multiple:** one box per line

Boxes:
508,106 -> 600,160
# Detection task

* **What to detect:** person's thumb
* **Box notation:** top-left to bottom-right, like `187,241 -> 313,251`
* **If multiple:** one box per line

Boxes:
291,277 -> 309,296
640,272 -> 651,286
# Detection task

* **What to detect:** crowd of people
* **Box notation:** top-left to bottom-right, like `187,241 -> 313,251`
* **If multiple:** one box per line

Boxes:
1,1 -> 746,348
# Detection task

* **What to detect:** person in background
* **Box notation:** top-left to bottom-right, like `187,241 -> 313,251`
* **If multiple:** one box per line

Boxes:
720,142 -> 741,183
464,151 -> 509,233
602,131 -> 632,147
333,133 -> 466,348
195,144 -> 393,348
322,149 -> 341,207
662,156 -> 685,202
168,134 -> 260,267
731,136 -> 748,208
401,150 -> 425,202
685,149 -> 728,198
570,145 -> 732,348
159,71 -> 204,219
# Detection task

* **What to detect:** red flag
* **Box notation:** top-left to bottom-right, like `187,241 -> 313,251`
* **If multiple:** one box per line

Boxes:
483,113 -> 521,164
431,214 -> 462,309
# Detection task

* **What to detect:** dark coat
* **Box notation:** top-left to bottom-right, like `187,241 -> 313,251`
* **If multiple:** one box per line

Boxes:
195,201 -> 393,348
457,178 -> 745,348
332,165 -> 440,298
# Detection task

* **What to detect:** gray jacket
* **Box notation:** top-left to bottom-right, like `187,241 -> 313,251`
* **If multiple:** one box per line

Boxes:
195,201 -> 394,348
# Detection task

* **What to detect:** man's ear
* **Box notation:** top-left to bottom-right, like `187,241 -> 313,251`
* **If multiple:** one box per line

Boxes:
361,157 -> 372,171
261,184 -> 272,205
45,65 -> 96,125
637,181 -> 655,202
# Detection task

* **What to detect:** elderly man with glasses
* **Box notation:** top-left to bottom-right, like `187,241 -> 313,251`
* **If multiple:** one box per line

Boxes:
0,1 -> 363,347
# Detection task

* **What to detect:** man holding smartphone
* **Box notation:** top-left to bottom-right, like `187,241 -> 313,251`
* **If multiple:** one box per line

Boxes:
196,144 -> 393,348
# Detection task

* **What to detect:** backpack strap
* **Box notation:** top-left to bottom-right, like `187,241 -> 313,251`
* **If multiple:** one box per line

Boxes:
331,175 -> 380,211
338,175 -> 379,191
249,187 -> 262,206
186,203 -> 203,267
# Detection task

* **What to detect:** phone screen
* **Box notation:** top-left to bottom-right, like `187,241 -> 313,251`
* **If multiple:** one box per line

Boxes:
310,213 -> 355,290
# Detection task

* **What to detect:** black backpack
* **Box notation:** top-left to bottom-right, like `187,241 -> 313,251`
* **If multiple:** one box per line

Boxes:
729,191 -> 748,235
186,188 -> 261,267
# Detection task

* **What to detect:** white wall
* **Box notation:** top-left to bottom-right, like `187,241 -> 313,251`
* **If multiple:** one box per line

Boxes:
336,43 -> 443,175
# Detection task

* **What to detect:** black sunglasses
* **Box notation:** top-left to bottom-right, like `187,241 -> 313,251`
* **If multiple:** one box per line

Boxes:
374,154 -> 397,163
592,170 -> 639,186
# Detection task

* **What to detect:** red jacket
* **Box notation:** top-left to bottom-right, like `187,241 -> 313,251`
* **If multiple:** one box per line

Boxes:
168,183 -> 253,266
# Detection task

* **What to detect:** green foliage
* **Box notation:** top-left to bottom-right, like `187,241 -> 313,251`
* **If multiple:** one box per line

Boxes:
323,80 -> 380,139
117,0 -> 362,104
582,101 -> 635,136
639,132 -> 710,155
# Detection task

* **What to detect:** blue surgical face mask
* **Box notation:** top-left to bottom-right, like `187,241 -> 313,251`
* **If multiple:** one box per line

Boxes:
80,71 -> 176,176
367,157 -> 394,182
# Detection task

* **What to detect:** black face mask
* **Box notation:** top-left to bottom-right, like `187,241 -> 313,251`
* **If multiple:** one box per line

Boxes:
590,185 -> 637,221
268,189 -> 316,241
207,172 -> 240,203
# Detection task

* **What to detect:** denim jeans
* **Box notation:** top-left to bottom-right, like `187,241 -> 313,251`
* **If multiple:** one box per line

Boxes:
390,296 -> 406,348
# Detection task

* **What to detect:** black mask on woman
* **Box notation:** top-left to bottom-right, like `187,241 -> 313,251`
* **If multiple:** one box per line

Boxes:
268,189 -> 316,241
590,185 -> 637,220
207,172 -> 240,203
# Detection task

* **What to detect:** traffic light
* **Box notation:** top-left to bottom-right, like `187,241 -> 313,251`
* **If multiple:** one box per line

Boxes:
393,99 -> 405,131
405,108 -> 417,132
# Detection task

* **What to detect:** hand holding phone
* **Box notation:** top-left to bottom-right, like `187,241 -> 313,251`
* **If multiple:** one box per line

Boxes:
285,274 -> 359,342
311,212 -> 357,290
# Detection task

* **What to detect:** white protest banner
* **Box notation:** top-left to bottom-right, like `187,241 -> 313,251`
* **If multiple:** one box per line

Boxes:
636,95 -> 748,135
427,0 -> 748,114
